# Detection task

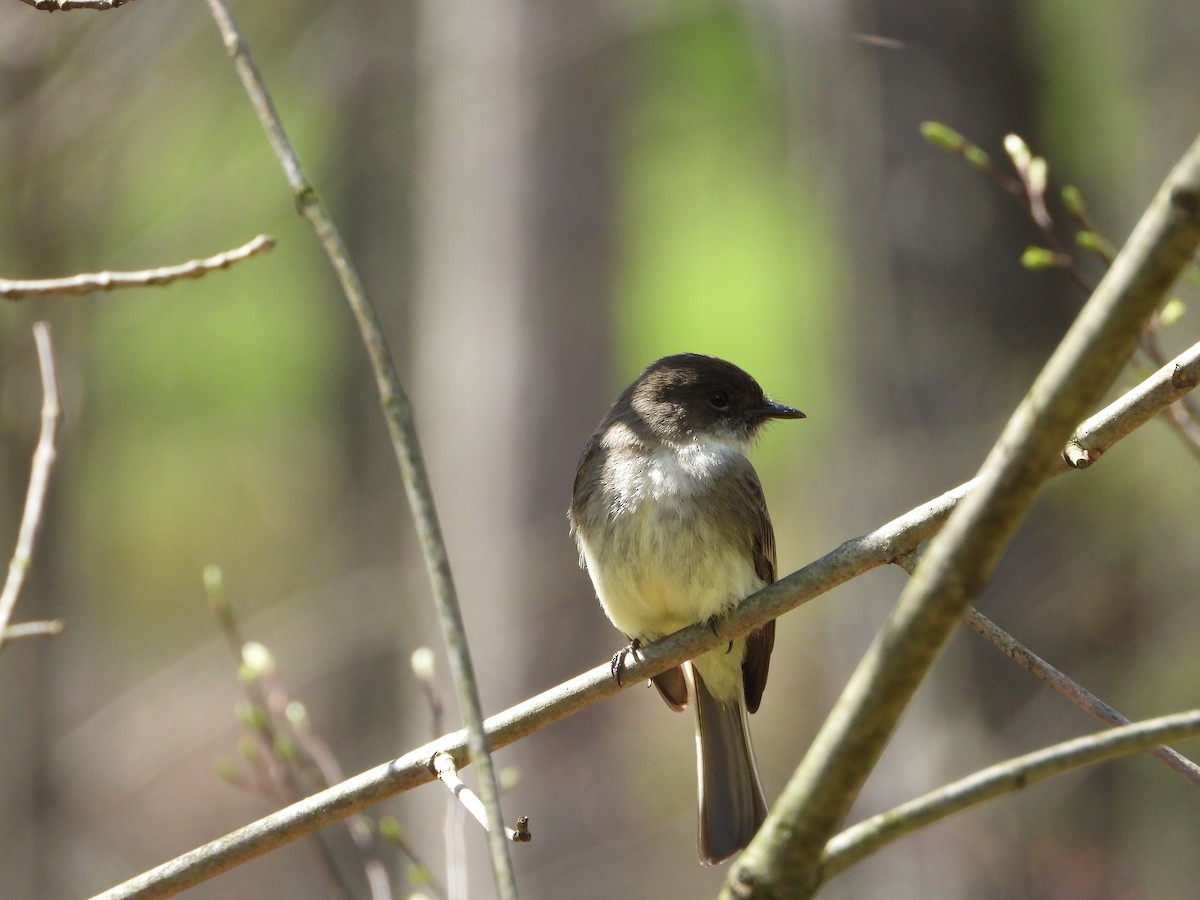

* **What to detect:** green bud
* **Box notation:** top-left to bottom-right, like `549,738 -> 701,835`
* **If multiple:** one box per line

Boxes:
1159,298 -> 1186,328
378,815 -> 404,844
919,121 -> 964,152
406,866 -> 432,889
274,737 -> 298,763
964,145 -> 992,171
235,700 -> 269,732
1075,230 -> 1115,260
215,759 -> 240,783
1062,185 -> 1086,219
1020,247 -> 1060,270
237,736 -> 261,762
498,766 -> 522,791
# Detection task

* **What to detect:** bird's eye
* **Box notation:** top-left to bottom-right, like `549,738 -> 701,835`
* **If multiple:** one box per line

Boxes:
708,390 -> 729,410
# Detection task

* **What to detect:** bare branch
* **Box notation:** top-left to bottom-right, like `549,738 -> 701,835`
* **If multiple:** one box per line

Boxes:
725,130 -> 1200,900
432,753 -> 531,844
89,337 -> 1200,900
820,709 -> 1200,880
1064,340 -> 1200,466
0,234 -> 274,301
198,2 -> 517,894
892,545 -> 1200,787
0,323 -> 62,654
965,609 -> 1200,785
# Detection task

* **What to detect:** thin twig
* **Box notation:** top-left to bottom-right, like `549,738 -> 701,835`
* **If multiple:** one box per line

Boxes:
286,705 -> 394,900
965,609 -> 1200,785
411,648 -> 460,897
894,543 -> 1200,786
198,3 -> 517,896
204,570 -> 356,900
0,323 -> 62,654
925,124 -> 1200,451
820,709 -> 1200,880
892,545 -> 1200,787
432,754 -> 531,844
1002,133 -> 1094,294
89,338 -> 1200,900
1137,328 -> 1200,450
1063,341 -> 1200,467
2,619 -> 64,641
16,0 -> 134,9
0,235 -> 274,301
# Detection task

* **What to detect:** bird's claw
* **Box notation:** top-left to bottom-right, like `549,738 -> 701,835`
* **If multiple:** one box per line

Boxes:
611,639 -> 642,686
703,615 -> 734,653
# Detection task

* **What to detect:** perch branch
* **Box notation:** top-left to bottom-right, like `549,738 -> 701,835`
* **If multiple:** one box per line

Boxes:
90,335 -> 1200,900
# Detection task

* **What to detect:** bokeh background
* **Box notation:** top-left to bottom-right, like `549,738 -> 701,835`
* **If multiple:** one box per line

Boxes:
1,1 -> 1198,898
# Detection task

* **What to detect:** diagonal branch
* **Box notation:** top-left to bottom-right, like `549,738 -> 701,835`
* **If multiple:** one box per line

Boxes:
0,235 -> 275,300
724,130 -> 1200,900
890,546 -> 1200,788
0,323 -> 62,652
198,2 -> 516,896
90,336 -> 1200,900
964,608 -> 1200,785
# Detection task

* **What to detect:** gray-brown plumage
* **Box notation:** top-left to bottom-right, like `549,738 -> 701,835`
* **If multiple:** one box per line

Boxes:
569,353 -> 803,864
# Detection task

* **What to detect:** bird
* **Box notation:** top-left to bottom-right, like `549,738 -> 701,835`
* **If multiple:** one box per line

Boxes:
569,353 -> 804,864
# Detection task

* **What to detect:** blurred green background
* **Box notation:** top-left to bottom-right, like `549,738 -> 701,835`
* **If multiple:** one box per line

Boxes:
1,1 -> 1198,898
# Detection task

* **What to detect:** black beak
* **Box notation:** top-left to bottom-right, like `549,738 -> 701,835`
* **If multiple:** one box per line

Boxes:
757,399 -> 806,420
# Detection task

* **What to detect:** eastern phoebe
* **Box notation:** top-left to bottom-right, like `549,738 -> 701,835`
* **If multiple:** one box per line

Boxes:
569,353 -> 804,864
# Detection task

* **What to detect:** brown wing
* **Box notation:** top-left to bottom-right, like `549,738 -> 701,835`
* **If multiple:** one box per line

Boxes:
568,436 -> 605,565
732,462 -> 777,714
743,620 -> 774,713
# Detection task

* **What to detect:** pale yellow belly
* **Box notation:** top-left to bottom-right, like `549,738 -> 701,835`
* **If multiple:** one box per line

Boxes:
581,499 -> 763,701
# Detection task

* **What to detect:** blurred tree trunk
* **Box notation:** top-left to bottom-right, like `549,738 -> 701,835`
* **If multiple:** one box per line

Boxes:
410,0 -> 618,888
0,31 -> 86,899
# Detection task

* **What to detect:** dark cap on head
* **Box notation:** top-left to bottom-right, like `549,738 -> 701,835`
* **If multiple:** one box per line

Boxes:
618,353 -> 804,443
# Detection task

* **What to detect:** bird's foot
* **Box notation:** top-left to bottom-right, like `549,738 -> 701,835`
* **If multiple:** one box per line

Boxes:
611,639 -> 642,686
704,615 -> 734,654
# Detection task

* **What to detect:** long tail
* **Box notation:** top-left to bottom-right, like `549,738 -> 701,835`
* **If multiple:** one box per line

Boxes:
690,665 -> 768,865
